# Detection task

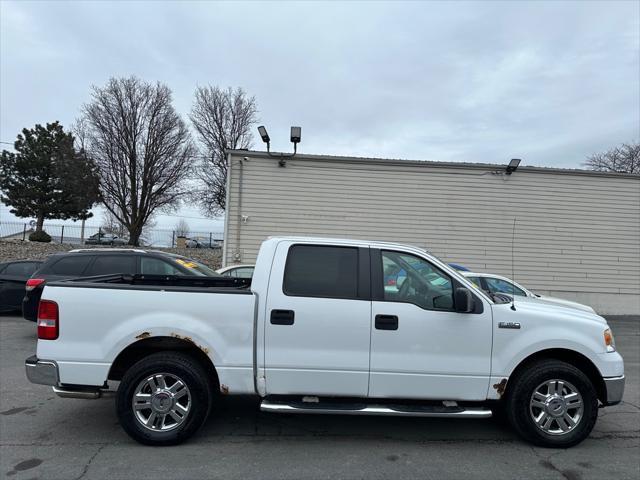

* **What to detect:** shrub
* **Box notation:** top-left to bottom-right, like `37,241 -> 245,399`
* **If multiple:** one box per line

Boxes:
28,230 -> 52,243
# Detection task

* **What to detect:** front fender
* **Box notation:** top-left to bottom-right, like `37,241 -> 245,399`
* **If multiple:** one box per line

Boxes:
488,303 -> 621,399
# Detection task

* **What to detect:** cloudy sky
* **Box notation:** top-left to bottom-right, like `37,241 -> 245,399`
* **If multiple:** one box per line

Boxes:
1,0 -> 638,230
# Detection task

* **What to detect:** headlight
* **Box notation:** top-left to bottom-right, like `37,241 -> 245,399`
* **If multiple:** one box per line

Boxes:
604,328 -> 616,352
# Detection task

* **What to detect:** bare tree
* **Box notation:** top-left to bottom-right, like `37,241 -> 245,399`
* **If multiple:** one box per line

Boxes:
190,86 -> 258,215
101,209 -> 127,237
174,218 -> 190,237
81,77 -> 195,245
584,142 -> 639,174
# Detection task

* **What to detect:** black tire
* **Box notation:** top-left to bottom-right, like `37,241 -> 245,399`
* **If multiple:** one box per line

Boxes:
490,400 -> 509,426
506,359 -> 598,448
116,352 -> 214,446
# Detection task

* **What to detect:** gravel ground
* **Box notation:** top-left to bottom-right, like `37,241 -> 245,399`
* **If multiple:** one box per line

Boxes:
0,315 -> 638,480
0,240 -> 223,269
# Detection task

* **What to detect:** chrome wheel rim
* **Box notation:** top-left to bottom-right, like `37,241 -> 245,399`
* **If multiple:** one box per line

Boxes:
529,379 -> 583,436
132,373 -> 191,432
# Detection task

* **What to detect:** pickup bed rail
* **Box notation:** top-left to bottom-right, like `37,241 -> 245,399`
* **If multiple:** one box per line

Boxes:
49,273 -> 252,289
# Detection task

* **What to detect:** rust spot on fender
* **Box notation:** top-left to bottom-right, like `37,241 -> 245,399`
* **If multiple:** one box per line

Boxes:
220,384 -> 229,395
135,332 -> 151,340
493,378 -> 508,396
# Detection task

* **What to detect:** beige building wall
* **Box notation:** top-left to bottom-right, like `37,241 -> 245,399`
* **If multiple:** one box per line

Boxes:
224,151 -> 640,315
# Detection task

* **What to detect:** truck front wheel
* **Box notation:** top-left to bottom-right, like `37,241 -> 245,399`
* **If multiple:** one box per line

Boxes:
116,352 -> 213,445
506,359 -> 598,448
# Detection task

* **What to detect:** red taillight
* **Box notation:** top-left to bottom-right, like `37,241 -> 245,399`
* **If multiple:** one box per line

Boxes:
37,300 -> 59,340
26,278 -> 45,292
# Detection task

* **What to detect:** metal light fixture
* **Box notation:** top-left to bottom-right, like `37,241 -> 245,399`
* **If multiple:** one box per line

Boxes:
258,126 -> 270,145
290,126 -> 301,144
505,158 -> 521,175
257,125 -> 301,166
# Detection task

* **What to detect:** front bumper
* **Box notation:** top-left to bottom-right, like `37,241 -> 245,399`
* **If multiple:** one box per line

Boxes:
603,375 -> 625,405
25,355 -> 102,399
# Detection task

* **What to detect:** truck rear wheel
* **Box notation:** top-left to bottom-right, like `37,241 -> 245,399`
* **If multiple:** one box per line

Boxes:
116,352 -> 213,445
506,359 -> 598,448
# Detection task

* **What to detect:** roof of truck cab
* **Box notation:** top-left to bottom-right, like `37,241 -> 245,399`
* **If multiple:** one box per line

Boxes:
265,236 -> 430,252
68,248 -> 150,253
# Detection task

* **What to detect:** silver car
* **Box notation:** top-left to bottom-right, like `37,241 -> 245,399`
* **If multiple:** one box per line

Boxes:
462,271 -> 596,313
84,233 -> 127,246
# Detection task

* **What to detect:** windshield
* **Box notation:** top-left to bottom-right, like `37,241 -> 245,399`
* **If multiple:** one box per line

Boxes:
485,277 -> 527,297
171,257 -> 220,277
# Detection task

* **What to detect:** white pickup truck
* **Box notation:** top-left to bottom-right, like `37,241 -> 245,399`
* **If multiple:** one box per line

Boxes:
25,237 -> 624,448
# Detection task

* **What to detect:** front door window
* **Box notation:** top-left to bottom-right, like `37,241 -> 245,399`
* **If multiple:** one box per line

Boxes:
381,251 -> 454,310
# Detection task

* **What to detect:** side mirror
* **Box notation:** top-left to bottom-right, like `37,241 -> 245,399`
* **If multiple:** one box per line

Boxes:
454,287 -> 474,313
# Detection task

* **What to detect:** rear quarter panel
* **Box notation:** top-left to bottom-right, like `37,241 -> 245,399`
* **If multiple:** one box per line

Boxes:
37,285 -> 256,392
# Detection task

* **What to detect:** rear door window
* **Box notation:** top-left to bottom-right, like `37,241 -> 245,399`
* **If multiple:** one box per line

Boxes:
234,267 -> 254,278
4,262 -> 41,276
223,267 -> 255,278
86,256 -> 137,276
283,245 -> 359,299
49,256 -> 93,275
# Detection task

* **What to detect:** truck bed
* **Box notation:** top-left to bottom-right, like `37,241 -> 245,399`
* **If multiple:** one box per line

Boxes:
37,275 -> 257,393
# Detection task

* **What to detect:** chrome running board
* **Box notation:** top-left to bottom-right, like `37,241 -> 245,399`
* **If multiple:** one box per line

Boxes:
260,400 -> 492,418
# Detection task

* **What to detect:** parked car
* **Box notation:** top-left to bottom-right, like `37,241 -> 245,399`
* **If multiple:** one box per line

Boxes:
22,249 -> 219,322
448,263 -> 470,271
186,238 -> 222,249
25,237 -> 623,448
85,233 -> 127,246
216,264 -> 254,278
0,260 -> 43,313
185,238 -> 203,248
462,272 -> 596,313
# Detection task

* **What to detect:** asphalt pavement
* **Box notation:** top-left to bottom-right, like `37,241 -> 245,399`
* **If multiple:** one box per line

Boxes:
1,314 -> 638,480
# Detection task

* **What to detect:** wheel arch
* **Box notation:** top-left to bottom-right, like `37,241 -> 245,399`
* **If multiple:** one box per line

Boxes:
505,348 -> 606,403
108,336 -> 220,391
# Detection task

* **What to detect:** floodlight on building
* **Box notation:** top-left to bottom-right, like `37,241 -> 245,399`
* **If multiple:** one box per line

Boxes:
506,158 -> 521,175
258,126 -> 270,145
257,125 -> 301,166
290,126 -> 301,144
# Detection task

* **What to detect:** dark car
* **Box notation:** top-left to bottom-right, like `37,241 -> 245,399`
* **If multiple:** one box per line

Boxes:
0,260 -> 43,313
22,249 -> 219,321
448,263 -> 470,272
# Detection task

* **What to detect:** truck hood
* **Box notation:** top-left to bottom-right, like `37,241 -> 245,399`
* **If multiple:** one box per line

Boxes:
502,295 -> 607,325
531,295 -> 596,314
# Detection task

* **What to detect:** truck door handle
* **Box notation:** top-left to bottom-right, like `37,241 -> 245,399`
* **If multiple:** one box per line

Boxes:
375,314 -> 398,330
270,309 -> 295,325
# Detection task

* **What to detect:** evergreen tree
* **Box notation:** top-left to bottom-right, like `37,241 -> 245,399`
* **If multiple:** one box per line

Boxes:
0,122 -> 100,233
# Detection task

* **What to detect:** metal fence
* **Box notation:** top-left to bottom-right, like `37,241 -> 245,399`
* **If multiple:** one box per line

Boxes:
0,221 -> 223,248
